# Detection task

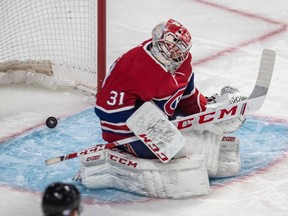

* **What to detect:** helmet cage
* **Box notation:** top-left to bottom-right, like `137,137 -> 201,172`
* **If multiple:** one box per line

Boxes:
152,19 -> 192,72
157,31 -> 191,64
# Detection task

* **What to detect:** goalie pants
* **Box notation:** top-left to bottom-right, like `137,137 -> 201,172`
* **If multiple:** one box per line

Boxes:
117,139 -> 158,159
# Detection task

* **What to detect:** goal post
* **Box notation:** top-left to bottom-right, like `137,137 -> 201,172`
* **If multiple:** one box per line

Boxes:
97,0 -> 106,92
0,0 -> 106,94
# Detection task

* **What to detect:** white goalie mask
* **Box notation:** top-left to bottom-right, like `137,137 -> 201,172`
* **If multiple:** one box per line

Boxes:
151,19 -> 192,73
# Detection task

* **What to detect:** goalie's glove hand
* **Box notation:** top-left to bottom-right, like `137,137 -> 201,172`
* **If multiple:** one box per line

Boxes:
206,86 -> 247,105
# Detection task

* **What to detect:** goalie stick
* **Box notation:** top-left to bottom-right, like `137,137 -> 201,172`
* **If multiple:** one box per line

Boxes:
175,49 -> 275,131
45,49 -> 275,166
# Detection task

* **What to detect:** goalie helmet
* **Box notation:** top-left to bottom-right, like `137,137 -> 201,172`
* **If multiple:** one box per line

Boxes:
42,182 -> 81,216
151,19 -> 192,73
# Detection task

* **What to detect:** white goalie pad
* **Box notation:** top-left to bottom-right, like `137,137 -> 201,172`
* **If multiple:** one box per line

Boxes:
209,136 -> 241,178
77,149 -> 210,198
178,126 -> 223,176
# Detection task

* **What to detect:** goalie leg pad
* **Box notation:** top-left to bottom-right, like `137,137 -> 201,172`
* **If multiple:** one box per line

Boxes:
178,128 -> 223,176
78,149 -> 210,198
209,136 -> 241,178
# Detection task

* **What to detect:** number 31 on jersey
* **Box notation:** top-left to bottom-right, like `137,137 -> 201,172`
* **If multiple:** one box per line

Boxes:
107,90 -> 125,106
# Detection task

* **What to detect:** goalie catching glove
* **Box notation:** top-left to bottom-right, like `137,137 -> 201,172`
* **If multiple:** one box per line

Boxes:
206,86 -> 247,133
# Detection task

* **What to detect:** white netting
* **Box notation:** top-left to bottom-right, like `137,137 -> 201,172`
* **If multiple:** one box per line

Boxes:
0,0 -> 97,94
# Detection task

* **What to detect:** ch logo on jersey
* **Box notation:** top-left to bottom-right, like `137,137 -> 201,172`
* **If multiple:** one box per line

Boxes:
164,88 -> 185,116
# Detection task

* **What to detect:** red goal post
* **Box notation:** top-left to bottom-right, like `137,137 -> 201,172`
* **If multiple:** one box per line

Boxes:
0,0 -> 106,94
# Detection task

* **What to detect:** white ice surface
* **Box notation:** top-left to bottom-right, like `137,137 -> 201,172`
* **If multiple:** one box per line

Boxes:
1,0 -> 288,215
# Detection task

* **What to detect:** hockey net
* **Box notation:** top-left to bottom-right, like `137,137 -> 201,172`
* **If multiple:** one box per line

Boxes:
0,0 -> 106,95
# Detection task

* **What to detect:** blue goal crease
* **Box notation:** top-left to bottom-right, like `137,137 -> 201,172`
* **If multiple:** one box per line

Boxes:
0,109 -> 287,204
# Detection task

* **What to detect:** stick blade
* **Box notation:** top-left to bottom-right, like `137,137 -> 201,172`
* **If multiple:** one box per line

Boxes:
249,49 -> 275,99
247,49 -> 275,112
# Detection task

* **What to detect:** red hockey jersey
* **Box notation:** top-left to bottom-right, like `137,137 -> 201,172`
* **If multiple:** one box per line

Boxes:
95,39 -> 207,144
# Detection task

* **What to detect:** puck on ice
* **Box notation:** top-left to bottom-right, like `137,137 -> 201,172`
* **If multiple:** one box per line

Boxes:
46,117 -> 58,128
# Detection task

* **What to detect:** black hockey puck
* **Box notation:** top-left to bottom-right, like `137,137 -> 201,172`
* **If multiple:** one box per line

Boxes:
46,117 -> 58,129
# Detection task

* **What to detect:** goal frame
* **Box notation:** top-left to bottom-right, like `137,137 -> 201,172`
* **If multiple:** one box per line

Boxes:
97,0 -> 106,92
0,0 -> 107,94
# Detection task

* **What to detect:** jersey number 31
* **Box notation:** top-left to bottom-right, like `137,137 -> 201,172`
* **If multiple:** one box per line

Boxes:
107,90 -> 125,106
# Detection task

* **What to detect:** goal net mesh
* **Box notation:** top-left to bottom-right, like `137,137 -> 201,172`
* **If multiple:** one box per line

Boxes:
0,0 -> 98,94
